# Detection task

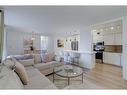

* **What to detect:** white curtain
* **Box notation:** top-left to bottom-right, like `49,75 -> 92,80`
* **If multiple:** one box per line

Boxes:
0,11 -> 6,62
2,28 -> 7,61
40,36 -> 48,52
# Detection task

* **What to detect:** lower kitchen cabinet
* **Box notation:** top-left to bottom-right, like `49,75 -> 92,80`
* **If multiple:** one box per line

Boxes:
103,52 -> 122,66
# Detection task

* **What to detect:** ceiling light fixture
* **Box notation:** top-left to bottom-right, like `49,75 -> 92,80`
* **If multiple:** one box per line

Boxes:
110,26 -> 114,30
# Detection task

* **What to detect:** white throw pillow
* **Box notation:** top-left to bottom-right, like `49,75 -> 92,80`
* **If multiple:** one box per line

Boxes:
33,54 -> 42,64
18,59 -> 34,67
3,58 -> 15,69
15,61 -> 29,85
54,56 -> 61,62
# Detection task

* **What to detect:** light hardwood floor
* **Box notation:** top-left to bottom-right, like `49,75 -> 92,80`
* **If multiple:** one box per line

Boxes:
47,63 -> 127,89
84,63 -> 127,89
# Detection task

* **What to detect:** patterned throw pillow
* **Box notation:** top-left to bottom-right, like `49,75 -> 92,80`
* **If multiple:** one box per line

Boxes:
41,53 -> 54,63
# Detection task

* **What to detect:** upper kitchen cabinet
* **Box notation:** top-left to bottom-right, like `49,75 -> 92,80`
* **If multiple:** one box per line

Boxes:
115,33 -> 122,45
92,20 -> 123,45
103,33 -> 115,45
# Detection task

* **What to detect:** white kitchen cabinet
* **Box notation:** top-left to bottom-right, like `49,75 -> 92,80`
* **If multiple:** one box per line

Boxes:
103,52 -> 122,66
92,20 -> 122,45
94,32 -> 122,45
114,33 -> 122,45
103,34 -> 115,45
93,31 -> 104,43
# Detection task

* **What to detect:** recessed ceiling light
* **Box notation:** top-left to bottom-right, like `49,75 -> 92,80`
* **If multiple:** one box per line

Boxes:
110,27 -> 114,30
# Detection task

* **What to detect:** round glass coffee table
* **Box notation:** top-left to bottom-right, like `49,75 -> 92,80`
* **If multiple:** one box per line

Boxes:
53,65 -> 83,85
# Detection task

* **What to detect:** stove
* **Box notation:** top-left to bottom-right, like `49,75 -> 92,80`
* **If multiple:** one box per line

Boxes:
94,42 -> 105,63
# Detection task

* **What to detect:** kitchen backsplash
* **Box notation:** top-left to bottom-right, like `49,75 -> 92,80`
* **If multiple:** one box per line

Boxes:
104,45 -> 122,53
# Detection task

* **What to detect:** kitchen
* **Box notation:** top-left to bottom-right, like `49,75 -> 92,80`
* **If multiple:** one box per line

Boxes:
92,19 -> 122,67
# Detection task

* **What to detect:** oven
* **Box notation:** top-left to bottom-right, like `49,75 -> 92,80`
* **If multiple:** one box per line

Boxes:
94,42 -> 104,63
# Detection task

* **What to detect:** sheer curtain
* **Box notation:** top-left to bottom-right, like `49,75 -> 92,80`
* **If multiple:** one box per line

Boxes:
0,10 -> 5,62
2,28 -> 7,61
40,36 -> 48,53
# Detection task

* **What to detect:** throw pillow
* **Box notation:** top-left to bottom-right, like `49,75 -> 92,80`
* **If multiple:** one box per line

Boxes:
42,54 -> 49,63
3,58 -> 15,69
18,59 -> 34,67
41,53 -> 54,63
54,56 -> 61,62
47,53 -> 54,62
14,61 -> 29,85
33,54 -> 42,64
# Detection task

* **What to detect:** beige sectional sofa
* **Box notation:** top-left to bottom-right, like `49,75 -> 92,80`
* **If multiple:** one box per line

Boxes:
0,54 -> 63,89
14,54 -> 64,75
24,66 -> 57,89
0,65 -> 57,89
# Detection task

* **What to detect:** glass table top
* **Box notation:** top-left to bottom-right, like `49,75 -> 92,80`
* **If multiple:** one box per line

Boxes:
54,65 -> 83,78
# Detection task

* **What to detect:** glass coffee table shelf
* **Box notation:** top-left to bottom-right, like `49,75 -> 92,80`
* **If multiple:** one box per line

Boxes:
53,65 -> 83,85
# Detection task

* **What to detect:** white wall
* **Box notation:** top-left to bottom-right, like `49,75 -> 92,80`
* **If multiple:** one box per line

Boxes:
6,27 -> 54,56
47,34 -> 54,53
0,12 -> 2,60
122,16 -> 127,80
79,27 -> 95,69
80,27 -> 92,52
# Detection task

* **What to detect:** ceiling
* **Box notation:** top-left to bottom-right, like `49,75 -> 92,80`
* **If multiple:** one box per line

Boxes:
2,6 -> 127,34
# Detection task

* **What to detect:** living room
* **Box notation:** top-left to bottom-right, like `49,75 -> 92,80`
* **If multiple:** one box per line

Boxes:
1,5 -> 127,90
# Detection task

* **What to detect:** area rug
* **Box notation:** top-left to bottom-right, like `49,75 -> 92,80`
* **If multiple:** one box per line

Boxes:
46,73 -> 105,89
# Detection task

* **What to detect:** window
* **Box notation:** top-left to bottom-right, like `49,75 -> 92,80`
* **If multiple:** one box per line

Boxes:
40,36 -> 48,51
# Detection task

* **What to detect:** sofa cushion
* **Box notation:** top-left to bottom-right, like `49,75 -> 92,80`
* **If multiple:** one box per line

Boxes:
34,61 -> 63,71
48,61 -> 64,67
18,59 -> 34,67
24,66 -> 57,89
15,61 -> 29,85
0,66 -> 24,89
34,63 -> 52,70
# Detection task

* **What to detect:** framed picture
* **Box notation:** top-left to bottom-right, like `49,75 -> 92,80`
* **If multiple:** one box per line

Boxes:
57,39 -> 64,47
